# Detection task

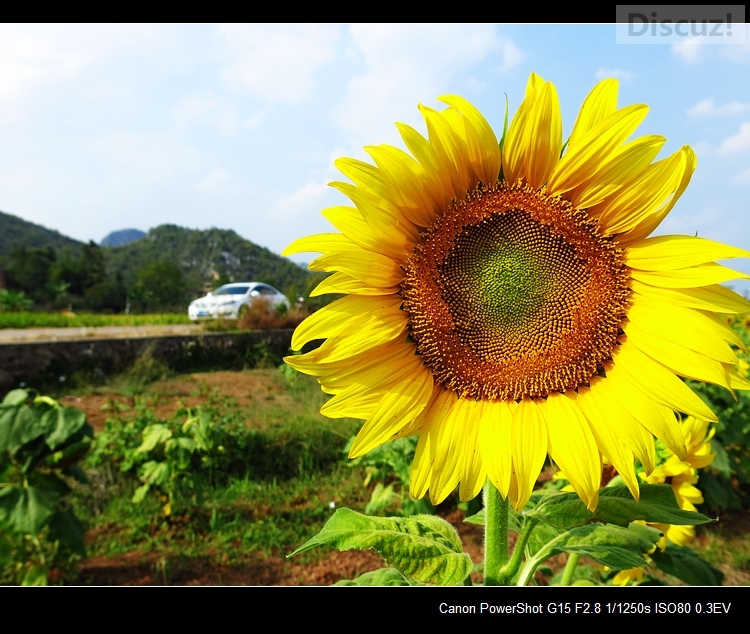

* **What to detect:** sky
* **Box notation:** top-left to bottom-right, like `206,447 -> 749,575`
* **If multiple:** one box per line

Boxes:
1,23 -> 749,290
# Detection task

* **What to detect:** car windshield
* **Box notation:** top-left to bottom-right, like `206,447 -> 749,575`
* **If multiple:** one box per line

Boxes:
213,286 -> 250,296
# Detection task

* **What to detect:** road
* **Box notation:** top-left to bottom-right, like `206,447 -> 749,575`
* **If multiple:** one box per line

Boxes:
0,324 -> 203,344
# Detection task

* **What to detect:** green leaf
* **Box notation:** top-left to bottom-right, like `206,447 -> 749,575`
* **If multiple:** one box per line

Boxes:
335,567 -> 421,586
165,437 -> 198,470
28,472 -> 71,496
2,389 -> 28,406
43,407 -> 87,450
0,485 -> 59,535
651,544 -> 724,586
526,485 -> 715,530
0,534 -> 12,565
138,460 -> 170,486
0,404 -> 43,453
557,523 -> 662,570
365,483 -> 396,515
48,509 -> 86,556
135,424 -> 173,454
401,496 -> 435,517
131,483 -> 151,504
290,508 -> 472,586
20,565 -> 48,586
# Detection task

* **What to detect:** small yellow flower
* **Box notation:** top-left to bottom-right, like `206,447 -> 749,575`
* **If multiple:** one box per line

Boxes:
612,567 -> 645,586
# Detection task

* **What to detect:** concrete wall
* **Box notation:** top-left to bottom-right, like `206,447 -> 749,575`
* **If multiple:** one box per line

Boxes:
0,330 -> 294,394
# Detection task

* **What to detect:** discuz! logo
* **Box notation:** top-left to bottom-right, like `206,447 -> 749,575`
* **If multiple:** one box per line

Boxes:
616,5 -> 746,44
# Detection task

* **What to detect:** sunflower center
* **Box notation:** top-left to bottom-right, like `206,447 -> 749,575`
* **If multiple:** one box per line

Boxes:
401,182 -> 629,400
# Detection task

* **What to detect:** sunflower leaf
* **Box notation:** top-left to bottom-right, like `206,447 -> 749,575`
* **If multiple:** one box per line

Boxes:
554,523 -> 662,570
526,484 -> 714,530
334,567 -> 421,586
289,508 -> 472,586
650,544 -> 724,586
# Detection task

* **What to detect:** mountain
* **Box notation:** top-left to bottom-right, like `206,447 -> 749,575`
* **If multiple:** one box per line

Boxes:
104,225 -> 311,299
0,210 -> 82,257
101,228 -> 145,247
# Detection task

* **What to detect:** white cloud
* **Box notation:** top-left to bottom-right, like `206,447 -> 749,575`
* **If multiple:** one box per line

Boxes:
244,113 -> 264,129
716,122 -> 750,155
688,98 -> 750,117
173,95 -> 237,136
92,133 -> 212,180
718,24 -> 750,62
672,37 -> 703,62
596,68 -> 635,81
274,181 -> 329,219
733,166 -> 750,184
196,167 -> 229,192
0,24 -> 168,105
337,25 -> 522,148
218,24 -> 339,104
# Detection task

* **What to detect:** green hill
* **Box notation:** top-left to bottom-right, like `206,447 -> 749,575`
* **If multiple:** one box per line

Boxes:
104,225 -> 310,300
0,210 -> 82,257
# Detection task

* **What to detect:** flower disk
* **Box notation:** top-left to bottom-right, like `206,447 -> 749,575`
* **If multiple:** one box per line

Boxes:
402,182 -> 630,400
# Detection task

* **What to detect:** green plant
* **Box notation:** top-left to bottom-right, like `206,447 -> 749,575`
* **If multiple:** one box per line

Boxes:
0,389 -> 92,584
0,289 -> 33,312
130,410 -> 215,516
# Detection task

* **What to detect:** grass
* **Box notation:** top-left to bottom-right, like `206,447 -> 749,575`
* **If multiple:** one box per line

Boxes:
0,311 -> 192,329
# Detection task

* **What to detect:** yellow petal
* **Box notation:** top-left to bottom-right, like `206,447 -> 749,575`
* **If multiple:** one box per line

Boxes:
616,146 -> 697,245
630,280 -> 750,314
543,392 -> 601,511
584,375 -> 655,474
568,135 -> 665,209
479,400 -> 515,498
349,363 -> 434,457
567,78 -> 619,150
577,382 -> 641,498
310,271 -> 397,297
629,263 -> 750,288
308,248 -> 403,288
283,232 -> 356,257
547,104 -> 648,196
429,395 -> 467,504
321,205 -> 411,262
410,390 -> 457,500
292,295 -> 404,351
458,400 -> 487,502
437,94 -> 501,186
503,74 -> 562,189
595,148 -> 686,235
627,299 -> 738,364
419,104 -> 473,199
626,235 -> 750,271
511,397 -> 548,510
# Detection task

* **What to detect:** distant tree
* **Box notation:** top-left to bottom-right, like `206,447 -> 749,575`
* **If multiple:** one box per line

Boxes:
52,241 -> 106,297
84,272 -> 127,313
6,246 -> 57,302
131,262 -> 186,312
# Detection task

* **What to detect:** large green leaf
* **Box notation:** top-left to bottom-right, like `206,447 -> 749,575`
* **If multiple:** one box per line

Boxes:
335,567 -> 420,586
556,523 -> 662,570
48,509 -> 86,556
0,404 -> 43,453
527,485 -> 714,530
290,508 -> 472,586
651,544 -> 724,586
0,485 -> 59,535
43,407 -> 87,450
2,389 -> 29,406
20,565 -> 48,586
135,424 -> 173,454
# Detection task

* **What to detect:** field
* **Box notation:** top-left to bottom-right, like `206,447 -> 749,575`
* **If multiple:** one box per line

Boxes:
0,312 -> 192,330
0,360 -> 735,586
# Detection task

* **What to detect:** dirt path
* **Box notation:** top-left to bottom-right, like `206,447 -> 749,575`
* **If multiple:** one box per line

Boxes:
0,324 -> 201,343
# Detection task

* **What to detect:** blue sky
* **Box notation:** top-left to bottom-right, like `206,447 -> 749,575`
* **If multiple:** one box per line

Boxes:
1,24 -> 749,289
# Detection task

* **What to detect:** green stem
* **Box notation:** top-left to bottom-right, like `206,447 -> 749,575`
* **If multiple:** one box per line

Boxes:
560,552 -> 580,586
498,517 -> 538,584
483,480 -> 509,585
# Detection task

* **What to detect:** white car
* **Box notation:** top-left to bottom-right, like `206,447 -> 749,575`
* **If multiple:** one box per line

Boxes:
188,282 -> 289,321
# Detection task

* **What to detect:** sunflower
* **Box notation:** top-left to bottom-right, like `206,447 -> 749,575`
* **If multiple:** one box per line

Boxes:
284,73 -> 750,512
